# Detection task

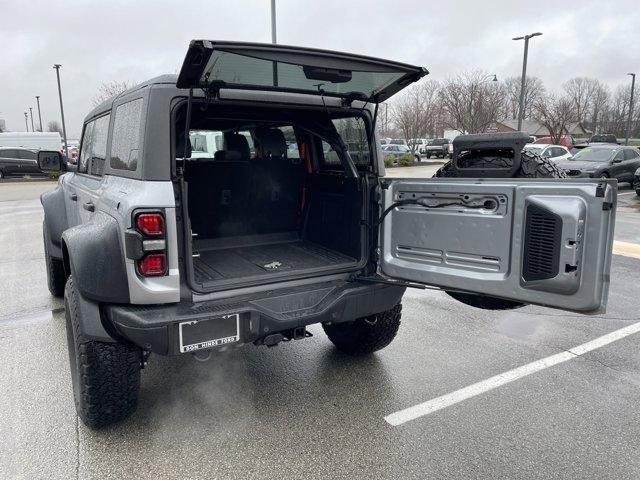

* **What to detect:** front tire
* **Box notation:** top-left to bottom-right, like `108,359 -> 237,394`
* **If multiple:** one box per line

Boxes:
434,150 -> 566,310
323,304 -> 401,356
65,277 -> 141,428
43,223 -> 66,297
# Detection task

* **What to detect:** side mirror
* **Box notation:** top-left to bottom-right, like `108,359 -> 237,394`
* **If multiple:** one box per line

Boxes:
612,158 -> 622,164
37,151 -> 63,172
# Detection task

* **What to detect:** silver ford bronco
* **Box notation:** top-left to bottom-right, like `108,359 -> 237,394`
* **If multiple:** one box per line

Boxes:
38,41 -> 616,428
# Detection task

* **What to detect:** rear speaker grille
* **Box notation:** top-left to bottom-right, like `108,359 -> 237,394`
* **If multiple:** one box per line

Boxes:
523,205 -> 561,281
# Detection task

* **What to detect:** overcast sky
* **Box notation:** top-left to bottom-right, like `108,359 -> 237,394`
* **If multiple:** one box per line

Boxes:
2,0 -> 639,137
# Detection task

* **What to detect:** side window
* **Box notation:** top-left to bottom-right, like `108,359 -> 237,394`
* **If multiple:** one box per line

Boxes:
90,114 -> 110,176
110,99 -> 143,171
18,150 -> 37,160
0,149 -> 19,158
623,149 -> 639,160
613,150 -> 625,162
322,117 -> 371,167
79,122 -> 94,174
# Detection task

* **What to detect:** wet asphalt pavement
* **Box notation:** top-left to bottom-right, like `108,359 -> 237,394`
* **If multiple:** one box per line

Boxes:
1,179 -> 639,479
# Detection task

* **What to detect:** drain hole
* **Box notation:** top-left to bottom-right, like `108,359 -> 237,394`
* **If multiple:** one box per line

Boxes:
565,264 -> 578,273
483,200 -> 497,210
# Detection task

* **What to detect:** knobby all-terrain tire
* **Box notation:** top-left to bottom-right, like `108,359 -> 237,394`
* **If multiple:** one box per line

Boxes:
323,304 -> 402,356
65,277 -> 141,428
43,223 -> 66,297
433,150 -> 567,310
636,189 -> 640,197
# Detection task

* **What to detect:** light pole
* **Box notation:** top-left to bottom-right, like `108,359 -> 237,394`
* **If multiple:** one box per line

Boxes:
29,107 -> 35,132
24,112 -> 29,131
270,0 -> 277,44
35,96 -> 43,132
53,64 -> 69,152
513,32 -> 542,131
625,73 -> 636,146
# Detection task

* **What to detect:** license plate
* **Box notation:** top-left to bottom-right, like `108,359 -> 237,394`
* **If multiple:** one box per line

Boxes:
178,313 -> 240,353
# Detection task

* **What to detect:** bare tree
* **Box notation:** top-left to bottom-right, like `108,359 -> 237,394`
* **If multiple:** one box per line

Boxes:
589,81 -> 610,133
47,120 -> 63,135
563,77 -> 600,123
92,80 -> 134,107
390,81 -> 440,154
438,71 -> 506,134
503,76 -> 545,120
533,93 -> 578,144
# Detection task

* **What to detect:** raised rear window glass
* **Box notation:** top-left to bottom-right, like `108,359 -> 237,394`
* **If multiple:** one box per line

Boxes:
110,98 -> 143,171
201,51 -> 405,99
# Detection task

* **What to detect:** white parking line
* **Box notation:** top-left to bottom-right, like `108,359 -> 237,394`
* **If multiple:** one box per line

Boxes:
384,321 -> 640,426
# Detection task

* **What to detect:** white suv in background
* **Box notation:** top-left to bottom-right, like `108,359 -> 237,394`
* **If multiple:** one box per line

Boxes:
524,144 -> 572,162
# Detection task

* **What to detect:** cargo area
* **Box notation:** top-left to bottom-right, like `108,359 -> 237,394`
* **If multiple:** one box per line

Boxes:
177,103 -> 369,291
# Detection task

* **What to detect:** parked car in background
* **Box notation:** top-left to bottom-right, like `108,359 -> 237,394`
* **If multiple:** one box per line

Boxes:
388,138 -> 408,146
523,144 -> 573,162
410,138 -> 430,154
590,133 -> 618,144
382,144 -> 419,162
0,147 -> 44,179
533,135 -> 576,151
556,145 -> 640,184
634,167 -> 640,196
424,138 -> 450,158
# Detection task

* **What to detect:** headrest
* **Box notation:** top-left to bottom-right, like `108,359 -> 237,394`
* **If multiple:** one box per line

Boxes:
254,128 -> 286,159
224,133 -> 251,160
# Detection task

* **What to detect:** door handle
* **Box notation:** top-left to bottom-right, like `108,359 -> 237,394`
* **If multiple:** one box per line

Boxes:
83,202 -> 95,212
69,193 -> 77,201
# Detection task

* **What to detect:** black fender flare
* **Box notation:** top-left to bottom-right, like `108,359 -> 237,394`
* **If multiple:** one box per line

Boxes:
41,185 -> 68,259
62,211 -> 130,304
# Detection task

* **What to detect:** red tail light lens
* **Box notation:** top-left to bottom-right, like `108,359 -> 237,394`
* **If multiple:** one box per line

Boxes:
138,253 -> 167,277
136,213 -> 165,237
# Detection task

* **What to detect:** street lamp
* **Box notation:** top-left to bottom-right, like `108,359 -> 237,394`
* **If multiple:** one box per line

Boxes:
53,64 -> 69,152
270,0 -> 277,44
625,73 -> 636,146
513,32 -> 542,131
24,112 -> 29,131
35,96 -> 43,132
29,107 -> 35,132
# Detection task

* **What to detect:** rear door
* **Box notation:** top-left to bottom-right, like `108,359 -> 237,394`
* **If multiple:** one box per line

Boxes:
378,178 -> 616,313
0,149 -> 21,176
176,40 -> 427,102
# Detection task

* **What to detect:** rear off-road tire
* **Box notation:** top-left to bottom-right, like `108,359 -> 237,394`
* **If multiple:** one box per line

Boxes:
433,150 -> 566,310
43,223 -> 66,297
323,304 -> 402,355
65,277 -> 141,428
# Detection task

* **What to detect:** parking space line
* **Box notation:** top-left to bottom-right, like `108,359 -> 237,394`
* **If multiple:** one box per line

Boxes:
384,321 -> 640,426
613,241 -> 640,260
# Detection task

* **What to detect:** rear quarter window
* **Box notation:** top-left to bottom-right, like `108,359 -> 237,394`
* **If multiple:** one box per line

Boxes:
110,98 -> 143,171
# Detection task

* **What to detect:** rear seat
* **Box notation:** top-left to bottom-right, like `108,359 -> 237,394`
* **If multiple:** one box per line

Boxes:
250,128 -> 305,234
185,133 -> 251,238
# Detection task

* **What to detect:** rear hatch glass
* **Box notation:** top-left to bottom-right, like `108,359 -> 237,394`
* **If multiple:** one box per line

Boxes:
177,41 -> 427,103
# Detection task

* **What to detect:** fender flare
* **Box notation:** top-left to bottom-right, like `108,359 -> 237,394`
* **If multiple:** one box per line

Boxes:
41,185 -> 68,259
62,211 -> 130,304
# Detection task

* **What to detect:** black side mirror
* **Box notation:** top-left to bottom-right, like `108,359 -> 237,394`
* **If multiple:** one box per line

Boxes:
37,151 -> 63,172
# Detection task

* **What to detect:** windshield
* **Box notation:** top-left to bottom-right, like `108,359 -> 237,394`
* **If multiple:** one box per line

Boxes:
572,148 -> 615,162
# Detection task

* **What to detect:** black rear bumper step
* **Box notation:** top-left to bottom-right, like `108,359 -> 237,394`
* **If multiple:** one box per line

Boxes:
106,280 -> 405,355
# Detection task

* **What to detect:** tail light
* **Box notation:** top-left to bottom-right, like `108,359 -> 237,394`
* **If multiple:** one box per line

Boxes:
136,213 -> 165,237
134,211 -> 167,277
138,253 -> 167,276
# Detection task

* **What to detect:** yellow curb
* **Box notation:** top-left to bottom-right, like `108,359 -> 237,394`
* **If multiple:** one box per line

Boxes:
613,241 -> 640,260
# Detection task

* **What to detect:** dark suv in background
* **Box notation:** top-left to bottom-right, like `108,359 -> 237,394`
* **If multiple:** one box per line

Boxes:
0,147 -> 43,179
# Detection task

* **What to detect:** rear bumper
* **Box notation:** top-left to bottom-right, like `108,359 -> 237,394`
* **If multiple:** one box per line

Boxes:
105,280 -> 405,355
